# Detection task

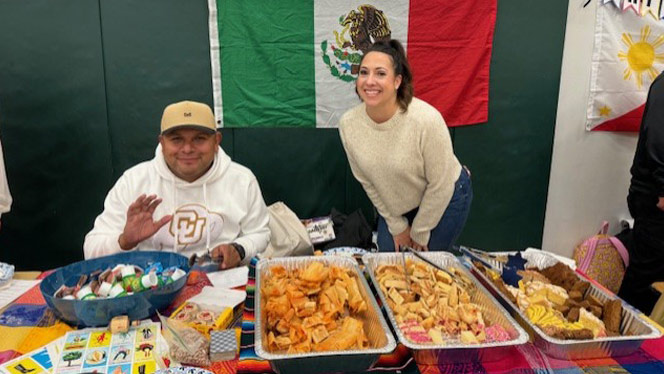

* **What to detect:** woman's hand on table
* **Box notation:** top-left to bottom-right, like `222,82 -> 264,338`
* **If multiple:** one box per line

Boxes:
410,240 -> 428,251
393,227 -> 413,251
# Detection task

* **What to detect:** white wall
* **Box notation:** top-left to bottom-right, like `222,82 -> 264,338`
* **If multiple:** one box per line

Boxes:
542,1 -> 638,257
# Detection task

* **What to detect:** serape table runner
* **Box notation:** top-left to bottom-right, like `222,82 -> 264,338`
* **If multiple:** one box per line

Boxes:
237,258 -> 664,374
1,261 -> 664,374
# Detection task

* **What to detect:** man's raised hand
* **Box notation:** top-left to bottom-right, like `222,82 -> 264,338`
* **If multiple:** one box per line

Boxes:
119,194 -> 172,250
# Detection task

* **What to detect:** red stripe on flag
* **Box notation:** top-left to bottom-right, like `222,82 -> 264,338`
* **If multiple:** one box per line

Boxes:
591,104 -> 644,132
407,0 -> 497,127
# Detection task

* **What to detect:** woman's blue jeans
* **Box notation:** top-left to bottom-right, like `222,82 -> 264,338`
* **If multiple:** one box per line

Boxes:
377,167 -> 473,252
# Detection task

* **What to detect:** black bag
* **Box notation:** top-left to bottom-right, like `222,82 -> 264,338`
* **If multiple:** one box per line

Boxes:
322,208 -> 374,250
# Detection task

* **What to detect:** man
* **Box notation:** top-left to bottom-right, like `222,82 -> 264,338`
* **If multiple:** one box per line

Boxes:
84,101 -> 270,269
617,71 -> 664,314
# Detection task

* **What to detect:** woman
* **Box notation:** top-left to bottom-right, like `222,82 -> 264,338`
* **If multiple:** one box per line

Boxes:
339,39 -> 472,252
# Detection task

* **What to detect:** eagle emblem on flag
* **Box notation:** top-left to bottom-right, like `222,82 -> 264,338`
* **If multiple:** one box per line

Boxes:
320,5 -> 392,82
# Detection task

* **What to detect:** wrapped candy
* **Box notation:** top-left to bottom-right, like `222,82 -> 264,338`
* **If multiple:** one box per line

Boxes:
145,262 -> 164,274
76,285 -> 96,300
97,281 -> 113,297
171,268 -> 186,282
54,262 -> 186,300
140,272 -> 159,289
162,266 -> 186,285
121,265 -> 137,289
109,283 -> 128,298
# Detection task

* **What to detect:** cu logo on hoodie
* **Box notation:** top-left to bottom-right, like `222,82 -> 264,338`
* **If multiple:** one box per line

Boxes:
173,209 -> 206,244
152,204 -> 224,249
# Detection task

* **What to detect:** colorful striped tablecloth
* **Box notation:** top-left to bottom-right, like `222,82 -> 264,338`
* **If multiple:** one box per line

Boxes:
236,258 -> 664,374
1,261 -> 664,374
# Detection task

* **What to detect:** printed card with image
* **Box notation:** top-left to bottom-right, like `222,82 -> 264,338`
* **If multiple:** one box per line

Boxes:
0,340 -> 63,374
52,321 -> 162,374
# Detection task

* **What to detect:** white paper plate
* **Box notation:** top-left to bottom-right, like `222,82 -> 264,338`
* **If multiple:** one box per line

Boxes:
154,367 -> 214,374
0,262 -> 14,288
323,247 -> 370,256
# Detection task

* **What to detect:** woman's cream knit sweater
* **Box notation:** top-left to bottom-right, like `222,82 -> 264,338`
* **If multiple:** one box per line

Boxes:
339,98 -> 461,245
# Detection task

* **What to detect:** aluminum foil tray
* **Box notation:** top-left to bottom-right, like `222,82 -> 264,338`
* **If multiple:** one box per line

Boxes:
363,252 -> 528,365
462,247 -> 662,360
254,256 -> 396,374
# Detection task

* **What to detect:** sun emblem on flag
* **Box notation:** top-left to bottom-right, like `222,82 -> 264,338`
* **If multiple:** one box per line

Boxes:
618,25 -> 664,89
320,5 -> 392,82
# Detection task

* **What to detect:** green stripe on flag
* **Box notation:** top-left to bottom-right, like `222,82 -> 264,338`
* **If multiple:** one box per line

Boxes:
218,0 -> 315,127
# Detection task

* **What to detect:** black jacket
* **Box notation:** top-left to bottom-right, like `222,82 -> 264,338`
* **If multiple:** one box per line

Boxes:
629,72 -> 664,198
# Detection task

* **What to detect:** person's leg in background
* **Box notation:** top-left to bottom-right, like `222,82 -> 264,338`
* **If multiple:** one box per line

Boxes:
428,167 -> 473,251
376,215 -> 396,252
618,192 -> 664,314
376,167 -> 473,252
620,265 -> 661,314
377,208 -> 419,252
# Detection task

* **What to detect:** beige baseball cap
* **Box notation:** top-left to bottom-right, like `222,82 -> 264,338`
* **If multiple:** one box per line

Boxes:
160,100 -> 216,134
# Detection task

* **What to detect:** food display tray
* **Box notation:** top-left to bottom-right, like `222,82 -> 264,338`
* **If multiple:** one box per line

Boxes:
363,252 -> 528,364
254,256 -> 396,374
463,247 -> 662,360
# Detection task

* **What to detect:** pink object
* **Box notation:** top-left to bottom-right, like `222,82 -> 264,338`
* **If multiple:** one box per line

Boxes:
574,221 -> 630,294
577,222 -> 629,271
406,331 -> 432,344
484,325 -> 511,343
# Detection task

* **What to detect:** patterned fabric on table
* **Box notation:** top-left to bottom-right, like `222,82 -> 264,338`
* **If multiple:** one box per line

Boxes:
0,271 -> 74,359
237,258 -> 664,374
0,270 -> 240,374
2,262 -> 664,374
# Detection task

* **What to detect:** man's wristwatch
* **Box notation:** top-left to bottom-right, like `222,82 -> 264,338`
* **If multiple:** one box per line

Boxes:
230,243 -> 245,261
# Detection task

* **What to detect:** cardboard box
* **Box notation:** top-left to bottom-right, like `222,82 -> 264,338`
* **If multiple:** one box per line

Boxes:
169,302 -> 233,339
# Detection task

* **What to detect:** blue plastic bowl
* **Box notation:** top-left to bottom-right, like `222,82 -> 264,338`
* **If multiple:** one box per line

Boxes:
40,251 -> 189,327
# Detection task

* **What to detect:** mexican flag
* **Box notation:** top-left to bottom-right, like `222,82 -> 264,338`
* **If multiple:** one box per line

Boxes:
207,0 -> 496,128
586,2 -> 664,132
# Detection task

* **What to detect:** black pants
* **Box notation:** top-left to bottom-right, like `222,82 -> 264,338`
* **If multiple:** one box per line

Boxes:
617,192 -> 664,315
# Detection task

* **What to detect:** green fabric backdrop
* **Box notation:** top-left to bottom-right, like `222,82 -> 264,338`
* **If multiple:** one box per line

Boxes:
0,0 -> 568,270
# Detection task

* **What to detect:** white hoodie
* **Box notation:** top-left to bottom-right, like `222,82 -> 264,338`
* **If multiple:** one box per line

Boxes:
83,144 -> 270,262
